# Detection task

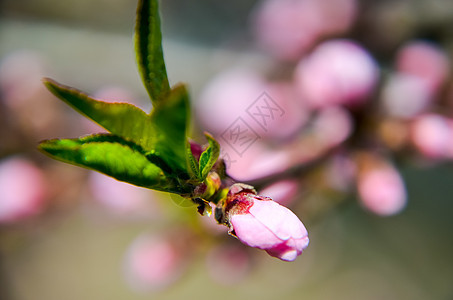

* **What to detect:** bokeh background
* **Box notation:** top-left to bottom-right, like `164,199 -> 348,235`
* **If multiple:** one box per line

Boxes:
1,0 -> 453,299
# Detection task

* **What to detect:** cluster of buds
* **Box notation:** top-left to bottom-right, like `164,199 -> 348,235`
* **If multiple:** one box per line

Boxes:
196,0 -> 452,222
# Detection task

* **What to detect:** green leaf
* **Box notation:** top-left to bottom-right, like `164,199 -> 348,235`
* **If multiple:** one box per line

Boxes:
44,78 -> 155,151
149,84 -> 190,177
38,134 -> 172,192
135,0 -> 170,103
199,132 -> 220,180
186,141 -> 200,181
44,79 -> 190,177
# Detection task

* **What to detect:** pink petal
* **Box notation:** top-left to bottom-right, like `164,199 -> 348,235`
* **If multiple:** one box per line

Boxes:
230,213 -> 282,249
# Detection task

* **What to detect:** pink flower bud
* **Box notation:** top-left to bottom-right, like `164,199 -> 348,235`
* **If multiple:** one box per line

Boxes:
312,106 -> 353,148
196,68 -> 266,134
259,179 -> 299,206
224,141 -> 290,182
396,40 -> 449,93
124,234 -> 187,291
357,164 -> 407,216
294,39 -> 378,108
251,0 -> 357,60
219,184 -> 309,261
410,114 -> 452,160
0,157 -> 47,223
381,74 -> 432,118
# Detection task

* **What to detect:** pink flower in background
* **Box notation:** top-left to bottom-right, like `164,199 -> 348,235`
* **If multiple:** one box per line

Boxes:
88,171 -> 158,218
410,114 -> 452,160
224,140 -> 290,182
357,164 -> 407,216
382,41 -> 449,119
311,106 -> 353,148
396,40 -> 449,93
206,244 -> 251,285
258,81 -> 308,140
0,157 -> 47,223
221,184 -> 309,261
0,50 -> 46,107
325,154 -> 357,192
124,234 -> 186,291
294,39 -> 379,108
252,0 -> 357,60
259,179 -> 299,206
381,74 -> 433,118
196,68 -> 266,134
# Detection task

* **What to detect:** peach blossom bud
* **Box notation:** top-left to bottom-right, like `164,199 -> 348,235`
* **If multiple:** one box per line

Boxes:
381,74 -> 432,118
357,164 -> 407,216
396,40 -> 449,93
259,179 -> 299,206
224,140 -> 290,182
124,234 -> 186,291
251,0 -> 357,60
251,0 -> 320,60
257,81 -> 309,140
410,114 -> 452,159
196,68 -> 266,134
0,157 -> 47,223
312,106 -> 353,148
219,184 -> 309,261
294,39 -> 378,108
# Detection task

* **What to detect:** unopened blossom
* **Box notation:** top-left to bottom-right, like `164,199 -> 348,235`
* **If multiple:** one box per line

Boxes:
381,74 -> 433,118
0,157 -> 47,223
357,164 -> 407,216
410,114 -> 452,160
124,234 -> 187,291
294,39 -> 378,108
216,184 -> 309,261
251,0 -> 357,60
196,68 -> 266,134
259,179 -> 299,206
311,106 -> 353,148
396,40 -> 449,93
225,140 -> 290,182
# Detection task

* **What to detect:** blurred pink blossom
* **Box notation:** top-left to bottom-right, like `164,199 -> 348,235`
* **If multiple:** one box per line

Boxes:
396,40 -> 450,93
258,81 -> 308,140
259,179 -> 299,206
224,140 -> 290,182
0,50 -> 46,108
381,74 -> 433,118
222,184 -> 309,261
124,234 -> 186,291
312,106 -> 353,148
252,0 -> 357,60
294,39 -> 379,108
197,68 -> 266,134
410,114 -> 452,160
206,244 -> 251,285
325,154 -> 357,192
357,164 -> 407,216
0,157 -> 47,223
88,172 -> 158,218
